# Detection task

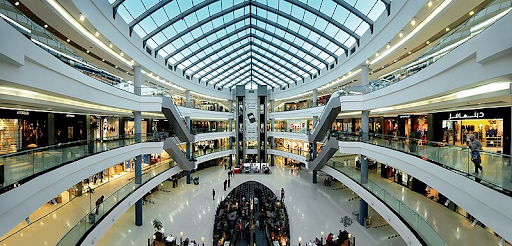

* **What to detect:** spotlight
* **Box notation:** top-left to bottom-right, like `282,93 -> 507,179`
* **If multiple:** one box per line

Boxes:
399,31 -> 403,38
444,199 -> 450,207
411,18 -> 416,26
471,218 -> 478,227
15,1 -> 19,6
79,14 -> 85,22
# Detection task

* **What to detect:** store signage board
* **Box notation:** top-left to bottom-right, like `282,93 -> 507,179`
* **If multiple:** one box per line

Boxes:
399,115 -> 411,119
448,111 -> 484,120
16,111 -> 29,115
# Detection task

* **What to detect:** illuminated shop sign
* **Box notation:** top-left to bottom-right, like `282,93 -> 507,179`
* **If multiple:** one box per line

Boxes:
448,111 -> 484,120
16,111 -> 29,115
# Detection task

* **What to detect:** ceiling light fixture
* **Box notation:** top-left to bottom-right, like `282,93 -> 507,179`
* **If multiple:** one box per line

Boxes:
79,14 -> 85,22
66,38 -> 70,42
95,30 -> 99,37
15,1 -> 19,6
399,31 -> 403,38
44,24 -> 48,28
109,43 -> 113,48
426,41 -> 430,44
46,0 -> 133,67
368,0 -> 452,66
469,11 -> 475,16
387,43 -> 391,49
375,52 -> 379,57
86,50 -> 89,53
428,1 -> 432,7
445,27 -> 450,32
120,52 -> 124,57
366,60 -> 369,64
411,18 -> 416,26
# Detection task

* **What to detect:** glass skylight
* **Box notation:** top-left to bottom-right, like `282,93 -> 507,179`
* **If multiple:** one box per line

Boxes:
112,0 -> 388,88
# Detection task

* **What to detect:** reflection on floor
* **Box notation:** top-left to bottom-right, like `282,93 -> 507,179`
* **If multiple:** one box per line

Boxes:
97,161 -> 406,246
0,166 -> 139,245
328,159 -> 504,246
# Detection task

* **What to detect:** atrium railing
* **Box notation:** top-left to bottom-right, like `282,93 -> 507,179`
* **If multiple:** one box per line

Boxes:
191,127 -> 230,134
193,146 -> 233,159
332,131 -> 512,195
55,160 -> 178,246
326,161 -> 447,246
340,0 -> 512,95
272,128 -> 309,134
0,132 -> 168,194
272,146 -> 311,159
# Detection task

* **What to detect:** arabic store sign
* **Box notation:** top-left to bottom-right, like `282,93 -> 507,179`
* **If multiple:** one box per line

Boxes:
448,111 -> 484,120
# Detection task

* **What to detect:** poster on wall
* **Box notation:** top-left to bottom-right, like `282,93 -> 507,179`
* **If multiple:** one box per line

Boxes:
245,101 -> 258,140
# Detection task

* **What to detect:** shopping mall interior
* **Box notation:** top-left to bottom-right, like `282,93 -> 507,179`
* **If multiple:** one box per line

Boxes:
0,0 -> 511,245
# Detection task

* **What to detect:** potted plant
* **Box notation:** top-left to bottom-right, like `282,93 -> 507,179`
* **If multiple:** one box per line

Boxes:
152,219 -> 164,242
88,121 -> 99,154
339,216 -> 353,241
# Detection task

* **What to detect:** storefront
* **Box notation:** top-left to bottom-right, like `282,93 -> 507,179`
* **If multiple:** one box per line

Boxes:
54,113 -> 86,143
124,118 -> 148,135
434,108 -> 510,153
0,109 -> 48,153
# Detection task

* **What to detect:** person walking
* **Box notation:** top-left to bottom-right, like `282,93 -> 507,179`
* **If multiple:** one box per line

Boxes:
469,134 -> 483,174
254,196 -> 259,212
228,178 -> 231,188
223,179 -> 227,191
281,188 -> 285,202
212,189 -> 216,200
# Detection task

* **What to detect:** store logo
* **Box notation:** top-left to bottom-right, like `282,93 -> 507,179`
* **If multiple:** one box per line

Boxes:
65,114 -> 75,118
16,111 -> 29,115
448,111 -> 484,120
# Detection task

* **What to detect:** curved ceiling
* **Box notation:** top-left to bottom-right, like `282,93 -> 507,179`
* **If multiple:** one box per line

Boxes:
110,0 -> 390,89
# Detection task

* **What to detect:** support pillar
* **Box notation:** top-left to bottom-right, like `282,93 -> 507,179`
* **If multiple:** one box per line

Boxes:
312,89 -> 318,107
185,90 -> 190,108
229,118 -> 233,167
133,66 -> 143,226
186,170 -> 191,184
312,170 -> 317,184
359,64 -> 370,226
270,99 -> 275,166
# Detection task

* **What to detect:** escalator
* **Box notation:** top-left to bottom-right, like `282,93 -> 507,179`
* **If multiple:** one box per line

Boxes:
161,98 -> 195,170
309,137 -> 339,170
163,137 -> 194,170
162,97 -> 194,143
309,92 -> 341,143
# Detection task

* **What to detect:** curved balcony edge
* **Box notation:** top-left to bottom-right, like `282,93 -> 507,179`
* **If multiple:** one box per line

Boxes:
193,149 -> 235,168
194,131 -> 235,142
0,142 -> 163,237
78,166 -> 182,246
322,165 -> 424,246
341,12 -> 512,112
267,149 -> 308,168
0,19 -> 162,113
337,141 -> 512,243
267,131 -> 308,142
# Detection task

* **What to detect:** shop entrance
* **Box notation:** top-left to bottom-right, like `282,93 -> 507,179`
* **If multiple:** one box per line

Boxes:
443,119 -> 503,153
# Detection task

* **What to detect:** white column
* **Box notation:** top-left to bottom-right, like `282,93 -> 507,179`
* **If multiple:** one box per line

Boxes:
312,89 -> 317,107
185,90 -> 190,108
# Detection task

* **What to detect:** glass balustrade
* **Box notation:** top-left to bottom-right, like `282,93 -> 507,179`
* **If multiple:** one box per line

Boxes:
332,131 -> 512,194
0,132 -> 168,193
326,161 -> 447,246
340,0 -> 512,96
192,146 -> 233,158
271,146 -> 311,159
55,160 -> 177,246
191,128 -> 230,134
